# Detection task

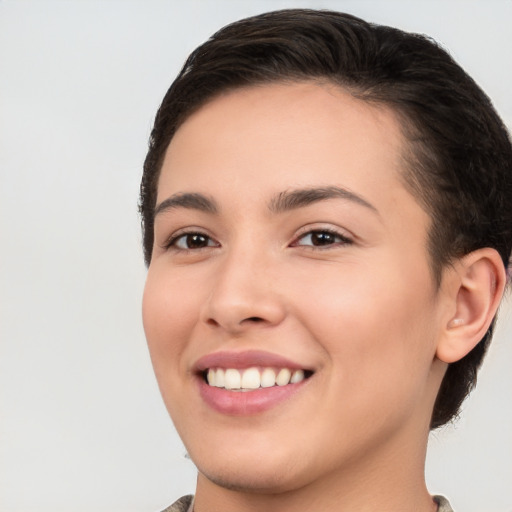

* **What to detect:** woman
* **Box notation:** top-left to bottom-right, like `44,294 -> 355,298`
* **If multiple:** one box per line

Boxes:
139,10 -> 512,512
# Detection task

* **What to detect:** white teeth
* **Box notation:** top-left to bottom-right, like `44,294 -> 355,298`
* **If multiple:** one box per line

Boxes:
260,368 -> 276,388
276,368 -> 292,386
207,368 -> 226,387
206,367 -> 308,390
224,368 -> 241,390
214,368 -> 225,388
241,367 -> 261,389
291,369 -> 305,383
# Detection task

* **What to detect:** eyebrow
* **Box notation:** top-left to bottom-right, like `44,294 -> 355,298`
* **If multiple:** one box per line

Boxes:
268,186 -> 378,214
154,193 -> 218,216
154,186 -> 378,218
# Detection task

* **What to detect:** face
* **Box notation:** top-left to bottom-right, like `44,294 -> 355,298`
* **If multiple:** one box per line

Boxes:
143,82 -> 448,493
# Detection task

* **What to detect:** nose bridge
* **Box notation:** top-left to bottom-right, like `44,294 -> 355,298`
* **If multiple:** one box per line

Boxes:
201,236 -> 285,331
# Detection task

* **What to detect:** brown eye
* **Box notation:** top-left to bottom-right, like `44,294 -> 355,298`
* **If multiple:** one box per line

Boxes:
173,233 -> 216,250
295,230 -> 351,247
310,232 -> 337,246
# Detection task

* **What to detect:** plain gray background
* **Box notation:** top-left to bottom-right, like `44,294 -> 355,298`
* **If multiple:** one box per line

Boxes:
1,1 -> 511,511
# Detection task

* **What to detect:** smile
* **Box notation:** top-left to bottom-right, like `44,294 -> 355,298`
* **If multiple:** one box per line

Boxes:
194,351 -> 314,415
206,367 -> 307,390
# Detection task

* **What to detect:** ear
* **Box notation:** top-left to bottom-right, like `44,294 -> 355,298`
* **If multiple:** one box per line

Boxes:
436,248 -> 507,364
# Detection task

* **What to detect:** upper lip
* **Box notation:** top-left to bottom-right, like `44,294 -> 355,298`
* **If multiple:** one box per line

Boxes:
194,350 -> 311,373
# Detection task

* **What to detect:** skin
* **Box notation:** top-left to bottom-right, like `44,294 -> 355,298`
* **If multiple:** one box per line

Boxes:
142,82 -> 483,512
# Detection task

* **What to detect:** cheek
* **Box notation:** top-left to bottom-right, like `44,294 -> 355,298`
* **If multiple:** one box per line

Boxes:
142,267 -> 209,426
295,258 -> 438,383
299,269 -> 439,439
142,268 -> 199,376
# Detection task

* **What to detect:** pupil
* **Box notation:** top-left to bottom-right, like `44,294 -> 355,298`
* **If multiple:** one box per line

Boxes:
188,234 -> 207,248
312,232 -> 334,245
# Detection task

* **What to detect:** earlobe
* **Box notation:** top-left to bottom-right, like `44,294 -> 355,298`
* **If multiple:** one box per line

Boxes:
436,248 -> 506,364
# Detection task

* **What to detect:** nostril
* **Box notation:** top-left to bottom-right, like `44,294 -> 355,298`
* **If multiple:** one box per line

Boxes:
204,316 -> 263,328
246,316 -> 264,323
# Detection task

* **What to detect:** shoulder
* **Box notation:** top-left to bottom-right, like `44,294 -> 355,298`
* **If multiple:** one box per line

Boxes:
160,494 -> 194,512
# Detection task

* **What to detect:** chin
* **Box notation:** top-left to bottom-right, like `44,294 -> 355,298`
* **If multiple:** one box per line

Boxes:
197,463 -> 300,494
189,442 -> 310,494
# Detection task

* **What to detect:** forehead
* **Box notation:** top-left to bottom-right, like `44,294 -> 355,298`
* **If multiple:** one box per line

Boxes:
158,81 -> 417,218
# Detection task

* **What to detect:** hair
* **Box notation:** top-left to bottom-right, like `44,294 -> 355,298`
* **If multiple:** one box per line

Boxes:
139,9 -> 512,428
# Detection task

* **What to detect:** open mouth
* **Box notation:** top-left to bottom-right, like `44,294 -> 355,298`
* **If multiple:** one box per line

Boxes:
203,367 -> 314,391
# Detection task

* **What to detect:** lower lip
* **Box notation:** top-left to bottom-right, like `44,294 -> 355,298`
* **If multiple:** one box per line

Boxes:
197,377 -> 308,416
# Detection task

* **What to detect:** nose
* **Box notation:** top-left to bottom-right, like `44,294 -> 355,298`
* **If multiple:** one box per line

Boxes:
199,248 -> 287,334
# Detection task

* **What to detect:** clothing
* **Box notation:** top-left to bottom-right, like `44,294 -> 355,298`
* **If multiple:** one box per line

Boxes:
161,494 -> 194,512
435,495 -> 454,512
161,494 -> 454,511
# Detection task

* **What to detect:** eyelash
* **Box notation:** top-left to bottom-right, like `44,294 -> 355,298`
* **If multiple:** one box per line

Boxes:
164,227 -> 352,252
